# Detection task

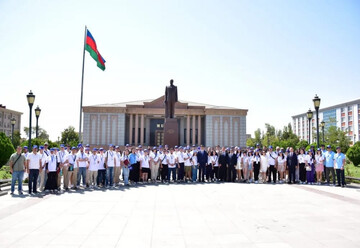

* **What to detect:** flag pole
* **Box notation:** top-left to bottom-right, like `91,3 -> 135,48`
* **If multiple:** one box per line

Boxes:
79,25 -> 87,143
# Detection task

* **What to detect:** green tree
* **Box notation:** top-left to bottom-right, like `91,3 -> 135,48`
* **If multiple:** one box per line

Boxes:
326,126 -> 350,153
0,132 -> 15,167
296,140 -> 309,150
23,126 -> 49,140
60,126 -> 79,147
20,138 -> 59,149
12,130 -> 21,147
346,142 -> 360,166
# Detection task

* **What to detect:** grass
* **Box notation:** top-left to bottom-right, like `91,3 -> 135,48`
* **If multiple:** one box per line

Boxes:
345,162 -> 360,178
0,166 -> 12,179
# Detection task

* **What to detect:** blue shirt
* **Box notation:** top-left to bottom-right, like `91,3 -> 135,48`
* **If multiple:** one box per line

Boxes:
324,151 -> 335,168
334,153 -> 346,169
129,153 -> 138,165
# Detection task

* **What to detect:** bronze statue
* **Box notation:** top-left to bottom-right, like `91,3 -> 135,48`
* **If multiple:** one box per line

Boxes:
164,79 -> 178,118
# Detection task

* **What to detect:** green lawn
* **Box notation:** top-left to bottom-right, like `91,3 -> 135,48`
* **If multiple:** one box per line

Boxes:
345,162 -> 360,178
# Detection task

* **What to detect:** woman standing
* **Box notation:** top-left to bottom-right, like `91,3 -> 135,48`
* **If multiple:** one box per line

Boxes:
236,151 -> 243,182
260,150 -> 269,183
150,147 -> 160,183
121,149 -> 130,186
191,151 -> 198,182
315,148 -> 324,185
45,148 -> 59,193
252,150 -> 261,184
242,151 -> 249,182
306,150 -> 315,185
140,149 -> 150,183
298,149 -> 307,184
210,151 -> 219,181
277,151 -> 286,183
247,151 -> 254,183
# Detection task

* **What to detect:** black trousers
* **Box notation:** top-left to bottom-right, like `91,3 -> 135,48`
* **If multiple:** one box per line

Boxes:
28,169 -> 39,193
97,169 -> 106,186
227,165 -> 236,182
133,163 -> 140,182
254,162 -> 260,181
213,166 -> 219,179
336,169 -> 345,186
178,163 -> 185,180
45,172 -> 57,190
161,164 -> 168,182
268,165 -> 277,183
219,165 -> 227,181
288,165 -> 296,183
199,164 -> 206,182
299,163 -> 306,182
206,164 -> 212,180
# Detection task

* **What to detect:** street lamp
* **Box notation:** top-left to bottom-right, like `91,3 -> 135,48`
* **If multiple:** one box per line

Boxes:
313,94 -> 321,148
26,91 -> 35,149
354,134 -> 357,144
11,117 -> 16,144
35,106 -> 41,138
306,109 -> 313,144
320,121 -> 325,144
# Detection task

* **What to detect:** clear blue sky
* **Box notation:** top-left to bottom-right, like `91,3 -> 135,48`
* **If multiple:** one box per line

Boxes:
1,0 -> 359,141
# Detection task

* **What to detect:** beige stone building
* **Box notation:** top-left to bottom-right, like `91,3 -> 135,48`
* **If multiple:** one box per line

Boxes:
82,96 -> 247,147
0,105 -> 22,136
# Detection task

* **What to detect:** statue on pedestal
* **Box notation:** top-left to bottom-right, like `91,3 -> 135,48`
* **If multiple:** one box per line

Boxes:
164,79 -> 178,119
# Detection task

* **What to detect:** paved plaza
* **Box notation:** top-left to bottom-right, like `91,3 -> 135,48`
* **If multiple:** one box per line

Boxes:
0,183 -> 360,248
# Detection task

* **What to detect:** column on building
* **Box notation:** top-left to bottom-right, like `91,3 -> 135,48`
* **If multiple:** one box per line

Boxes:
129,114 -> 133,145
192,115 -> 196,145
140,114 -> 144,145
198,115 -> 202,145
134,114 -> 139,145
186,115 -> 190,146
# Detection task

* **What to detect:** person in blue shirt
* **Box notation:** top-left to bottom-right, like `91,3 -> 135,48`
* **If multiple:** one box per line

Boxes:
324,145 -> 336,186
334,146 -> 346,187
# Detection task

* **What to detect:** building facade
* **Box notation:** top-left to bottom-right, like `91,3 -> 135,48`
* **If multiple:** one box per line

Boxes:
292,99 -> 360,145
83,96 -> 248,147
0,104 -> 22,136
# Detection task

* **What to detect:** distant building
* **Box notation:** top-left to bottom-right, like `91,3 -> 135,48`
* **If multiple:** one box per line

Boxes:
0,104 -> 22,137
82,96 -> 248,147
292,99 -> 360,145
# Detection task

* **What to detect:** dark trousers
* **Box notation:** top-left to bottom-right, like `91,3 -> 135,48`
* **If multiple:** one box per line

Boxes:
178,163 -> 185,180
206,164 -> 212,180
268,165 -> 277,183
213,166 -> 219,179
28,169 -> 39,193
161,164 -> 168,182
299,163 -> 306,182
336,169 -> 345,186
254,162 -> 260,181
168,167 -> 176,181
199,164 -> 206,182
97,169 -> 106,186
130,163 -> 140,182
227,165 -> 236,182
288,165 -> 296,183
45,172 -> 57,190
325,167 -> 336,185
219,165 -> 227,181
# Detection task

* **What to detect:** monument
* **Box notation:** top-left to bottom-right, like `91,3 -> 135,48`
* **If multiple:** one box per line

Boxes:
163,79 -> 179,148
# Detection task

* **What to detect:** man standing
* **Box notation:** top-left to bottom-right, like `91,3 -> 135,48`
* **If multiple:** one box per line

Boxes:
228,148 -> 237,182
218,147 -> 228,182
114,146 -> 122,186
334,146 -> 346,187
197,145 -> 208,182
9,146 -> 26,195
160,149 -> 169,183
76,145 -> 88,188
38,146 -> 47,191
26,145 -> 41,195
267,146 -> 278,183
177,147 -> 185,182
167,148 -> 177,182
286,147 -> 298,184
64,147 -> 77,191
57,144 -> 67,190
324,145 -> 336,186
105,144 -> 116,188
88,148 -> 99,188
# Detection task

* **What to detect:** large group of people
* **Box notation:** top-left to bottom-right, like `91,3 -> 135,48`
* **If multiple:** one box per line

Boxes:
8,142 -> 347,196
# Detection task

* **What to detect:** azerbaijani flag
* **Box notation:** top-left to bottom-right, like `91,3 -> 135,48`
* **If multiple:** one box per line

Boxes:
85,30 -> 106,71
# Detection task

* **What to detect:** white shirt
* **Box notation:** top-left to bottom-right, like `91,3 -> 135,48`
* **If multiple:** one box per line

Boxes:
159,153 -> 168,165
150,152 -> 159,163
184,153 -> 192,166
106,150 -> 116,167
27,152 -> 41,169
305,155 -> 314,165
76,152 -> 88,168
298,154 -> 306,163
267,151 -> 278,166
115,152 -> 121,167
191,155 -> 198,165
58,150 -> 67,164
167,153 -> 177,168
315,154 -> 324,164
211,155 -> 218,167
177,151 -> 185,163
140,155 -> 150,168
98,153 -> 106,169
89,154 -> 100,171
39,152 -> 47,170
252,155 -> 261,164
277,156 -> 286,166
66,153 -> 78,168
46,154 -> 58,172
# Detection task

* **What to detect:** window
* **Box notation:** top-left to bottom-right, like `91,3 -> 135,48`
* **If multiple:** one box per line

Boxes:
348,106 -> 353,111
341,107 -> 345,113
341,117 -> 345,123
349,126 -> 353,131
156,124 -> 164,128
348,116 -> 353,122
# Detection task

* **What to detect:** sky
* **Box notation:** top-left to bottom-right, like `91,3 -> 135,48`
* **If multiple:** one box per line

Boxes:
0,0 -> 359,141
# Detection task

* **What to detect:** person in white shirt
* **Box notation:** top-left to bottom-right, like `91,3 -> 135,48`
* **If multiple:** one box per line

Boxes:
121,149 -> 130,186
97,148 -> 106,187
38,146 -> 48,191
297,149 -> 307,184
27,145 -> 42,195
114,146 -> 122,186
57,145 -> 67,190
167,148 -> 177,182
266,146 -> 278,183
260,150 -> 269,183
277,150 -> 287,183
210,150 -> 219,181
252,150 -> 261,183
315,148 -> 325,185
241,152 -> 248,182
105,145 -> 116,188
88,148 -> 99,188
177,147 -> 185,181
76,145 -> 88,188
45,148 -> 59,193
22,146 -> 30,180
160,149 -> 169,183
191,151 -> 198,182
184,148 -> 192,182
139,149 -> 151,183
150,147 -> 160,182
64,147 -> 77,190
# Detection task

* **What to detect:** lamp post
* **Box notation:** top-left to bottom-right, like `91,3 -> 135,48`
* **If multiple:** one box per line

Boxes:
35,106 -> 41,138
313,94 -> 321,148
354,134 -> 356,144
27,91 -> 35,149
306,109 -> 313,144
11,117 -> 16,144
320,121 -> 325,144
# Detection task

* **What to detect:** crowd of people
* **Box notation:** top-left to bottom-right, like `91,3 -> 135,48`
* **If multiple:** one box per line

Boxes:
8,142 -> 347,196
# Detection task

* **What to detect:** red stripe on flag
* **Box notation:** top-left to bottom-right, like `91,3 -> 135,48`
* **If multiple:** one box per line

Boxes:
97,53 -> 105,66
86,36 -> 97,52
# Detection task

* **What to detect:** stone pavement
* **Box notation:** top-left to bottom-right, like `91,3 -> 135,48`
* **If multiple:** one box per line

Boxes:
0,182 -> 360,248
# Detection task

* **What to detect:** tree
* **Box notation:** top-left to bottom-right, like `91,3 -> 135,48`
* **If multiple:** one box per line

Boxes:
326,126 -> 350,153
12,130 -> 21,148
346,142 -> 360,166
20,138 -> 58,148
0,132 -> 15,167
23,126 -> 49,140
296,140 -> 309,150
60,126 -> 79,147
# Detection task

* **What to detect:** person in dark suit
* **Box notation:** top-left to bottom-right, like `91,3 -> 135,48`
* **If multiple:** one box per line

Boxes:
218,148 -> 228,181
228,149 -> 237,182
286,147 -> 298,184
197,145 -> 208,182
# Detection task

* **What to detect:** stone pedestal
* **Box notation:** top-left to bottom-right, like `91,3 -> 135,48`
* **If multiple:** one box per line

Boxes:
163,118 -> 179,148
